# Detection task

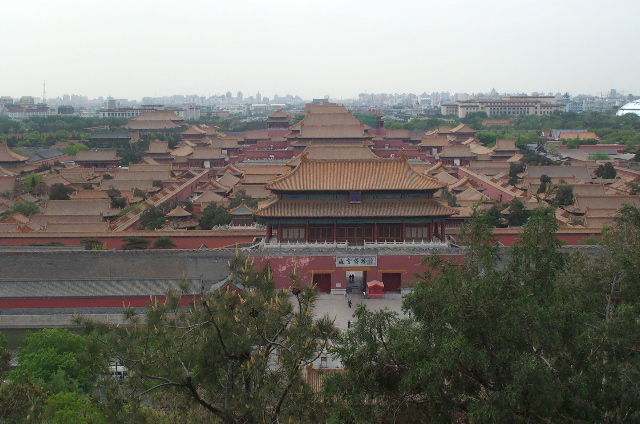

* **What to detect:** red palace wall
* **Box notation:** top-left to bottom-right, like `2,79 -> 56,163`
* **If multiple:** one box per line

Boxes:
0,295 -> 198,309
249,253 -> 466,291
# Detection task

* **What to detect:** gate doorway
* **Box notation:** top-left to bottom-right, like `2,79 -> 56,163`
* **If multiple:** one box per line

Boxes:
382,272 -> 402,292
345,270 -> 366,294
312,273 -> 331,293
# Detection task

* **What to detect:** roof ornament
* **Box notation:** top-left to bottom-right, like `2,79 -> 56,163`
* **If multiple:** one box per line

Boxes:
300,152 -> 309,163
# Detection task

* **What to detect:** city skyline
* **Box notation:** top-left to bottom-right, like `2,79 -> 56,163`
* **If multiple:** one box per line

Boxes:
2,0 -> 639,101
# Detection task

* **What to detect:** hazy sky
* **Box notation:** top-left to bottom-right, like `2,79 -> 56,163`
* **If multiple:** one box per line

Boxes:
2,0 -> 639,101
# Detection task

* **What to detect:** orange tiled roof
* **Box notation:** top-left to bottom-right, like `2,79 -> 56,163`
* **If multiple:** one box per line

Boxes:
254,199 -> 456,218
439,145 -> 476,158
193,190 -> 226,204
75,150 -> 121,162
0,141 -> 28,163
166,205 -> 192,217
287,144 -> 376,167
181,125 -> 206,135
147,141 -> 170,154
450,124 -> 476,134
189,147 -> 224,160
266,157 -> 444,192
493,139 -> 517,152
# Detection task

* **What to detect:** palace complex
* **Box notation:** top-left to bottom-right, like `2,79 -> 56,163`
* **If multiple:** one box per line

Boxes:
2,101 -> 640,323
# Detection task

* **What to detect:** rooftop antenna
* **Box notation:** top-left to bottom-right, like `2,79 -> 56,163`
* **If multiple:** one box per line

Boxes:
42,80 -> 46,105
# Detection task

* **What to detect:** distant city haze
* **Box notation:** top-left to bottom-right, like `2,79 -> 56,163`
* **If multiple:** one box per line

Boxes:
2,0 -> 639,100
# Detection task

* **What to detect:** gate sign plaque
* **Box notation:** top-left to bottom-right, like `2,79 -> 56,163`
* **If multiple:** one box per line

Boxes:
336,256 -> 377,267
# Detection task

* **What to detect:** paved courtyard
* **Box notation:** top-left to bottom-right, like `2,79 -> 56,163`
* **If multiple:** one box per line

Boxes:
315,293 -> 408,330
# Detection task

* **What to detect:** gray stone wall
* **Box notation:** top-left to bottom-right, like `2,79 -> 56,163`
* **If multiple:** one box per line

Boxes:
0,250 -> 237,283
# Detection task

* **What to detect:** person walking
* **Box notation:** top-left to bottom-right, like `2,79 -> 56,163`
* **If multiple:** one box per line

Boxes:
348,299 -> 352,308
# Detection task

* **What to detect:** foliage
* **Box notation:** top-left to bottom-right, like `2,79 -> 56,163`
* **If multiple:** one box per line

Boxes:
553,185 -> 574,206
199,202 -> 232,229
506,197 -> 529,226
140,206 -> 166,230
117,138 -> 150,166
589,151 -> 611,160
78,256 -> 338,423
2,200 -> 40,219
227,188 -> 260,209
11,328 -> 103,394
24,173 -> 43,193
60,143 -> 89,156
595,162 -> 617,179
439,188 -> 459,207
460,111 -> 487,129
49,183 -> 74,200
106,186 -> 127,209
121,236 -> 151,250
328,204 -> 640,422
152,236 -> 176,249
133,187 -> 147,200
537,173 -> 551,194
0,331 -> 10,377
80,237 -> 105,250
577,234 -> 600,245
353,113 -> 378,128
0,375 -> 46,423
42,391 -> 106,424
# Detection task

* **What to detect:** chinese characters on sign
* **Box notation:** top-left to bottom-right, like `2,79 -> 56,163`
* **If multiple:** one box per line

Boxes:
335,256 -> 377,267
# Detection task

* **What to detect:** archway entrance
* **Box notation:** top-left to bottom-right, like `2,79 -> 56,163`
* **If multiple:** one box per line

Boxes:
345,270 -> 366,294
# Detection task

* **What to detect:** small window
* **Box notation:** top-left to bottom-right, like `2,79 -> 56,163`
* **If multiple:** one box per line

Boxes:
350,191 -> 361,203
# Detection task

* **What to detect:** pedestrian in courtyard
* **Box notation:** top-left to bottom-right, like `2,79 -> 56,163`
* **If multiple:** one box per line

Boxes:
348,299 -> 352,308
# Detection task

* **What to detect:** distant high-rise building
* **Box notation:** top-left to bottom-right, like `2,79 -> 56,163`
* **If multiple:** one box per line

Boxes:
19,96 -> 35,106
237,91 -> 243,102
256,92 -> 262,103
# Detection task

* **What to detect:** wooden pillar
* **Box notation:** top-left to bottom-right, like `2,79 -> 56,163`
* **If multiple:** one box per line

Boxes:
277,223 -> 282,243
374,222 -> 378,242
333,222 -> 337,243
401,223 -> 405,242
305,222 -> 309,243
265,223 -> 272,243
428,222 -> 433,241
440,221 -> 446,242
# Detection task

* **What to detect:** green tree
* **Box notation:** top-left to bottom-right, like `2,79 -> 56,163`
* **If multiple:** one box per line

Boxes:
0,376 -> 46,423
3,200 -> 40,218
439,188 -> 459,207
121,236 -> 151,250
152,236 -> 176,249
506,197 -> 529,226
80,237 -> 105,250
106,186 -> 127,209
49,183 -> 74,200
12,328 -> 102,393
140,206 -> 166,230
60,143 -> 89,156
24,173 -> 43,193
537,173 -> 551,194
327,208 -> 576,423
0,331 -> 10,377
78,256 -> 337,423
199,203 -> 232,229
589,152 -> 611,160
42,391 -> 106,424
554,185 -> 574,206
227,189 -> 260,209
